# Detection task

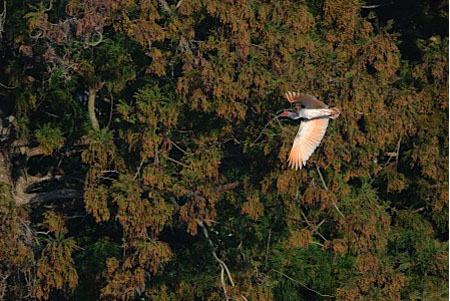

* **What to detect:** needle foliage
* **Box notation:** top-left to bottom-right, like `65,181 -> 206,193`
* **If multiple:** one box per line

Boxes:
0,0 -> 447,300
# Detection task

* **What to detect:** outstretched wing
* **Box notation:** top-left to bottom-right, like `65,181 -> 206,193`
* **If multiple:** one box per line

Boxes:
285,92 -> 328,109
288,117 -> 329,170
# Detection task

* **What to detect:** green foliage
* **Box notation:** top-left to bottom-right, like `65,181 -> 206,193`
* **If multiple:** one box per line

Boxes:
0,183 -> 35,298
0,0 -> 447,299
35,124 -> 65,155
34,212 -> 78,300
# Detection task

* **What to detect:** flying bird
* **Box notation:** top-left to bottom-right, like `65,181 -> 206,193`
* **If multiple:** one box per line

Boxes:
280,92 -> 340,170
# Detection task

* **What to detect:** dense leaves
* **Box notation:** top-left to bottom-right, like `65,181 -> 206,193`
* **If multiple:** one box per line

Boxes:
0,0 -> 447,300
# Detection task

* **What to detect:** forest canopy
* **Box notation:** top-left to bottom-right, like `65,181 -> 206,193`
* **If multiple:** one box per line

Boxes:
0,0 -> 448,300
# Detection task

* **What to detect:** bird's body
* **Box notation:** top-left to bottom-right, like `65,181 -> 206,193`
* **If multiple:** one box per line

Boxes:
281,92 -> 340,170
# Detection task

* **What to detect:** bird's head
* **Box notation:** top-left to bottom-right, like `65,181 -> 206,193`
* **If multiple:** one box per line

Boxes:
279,110 -> 300,120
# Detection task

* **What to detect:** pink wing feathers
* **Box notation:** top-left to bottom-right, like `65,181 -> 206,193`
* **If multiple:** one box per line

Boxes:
287,118 -> 329,170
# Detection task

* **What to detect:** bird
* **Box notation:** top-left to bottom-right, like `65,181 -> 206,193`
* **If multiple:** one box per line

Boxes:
280,92 -> 340,170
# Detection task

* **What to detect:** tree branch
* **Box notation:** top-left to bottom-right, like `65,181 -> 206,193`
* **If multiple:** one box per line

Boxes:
272,269 -> 335,298
86,31 -> 103,47
13,171 -> 82,205
315,166 -> 345,218
300,210 -> 328,242
196,219 -> 236,296
0,81 -> 16,90
16,189 -> 83,205
88,87 -> 100,131
158,0 -> 173,14
0,1 -> 6,39
360,2 -> 393,9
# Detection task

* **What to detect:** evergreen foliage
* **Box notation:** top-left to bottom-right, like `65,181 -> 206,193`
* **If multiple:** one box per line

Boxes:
0,0 -> 447,300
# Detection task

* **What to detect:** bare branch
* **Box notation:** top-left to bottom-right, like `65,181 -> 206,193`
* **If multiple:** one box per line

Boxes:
163,154 -> 190,168
251,114 -> 283,146
272,269 -> 335,298
169,138 -> 188,154
133,158 -> 145,180
395,136 -> 401,166
88,87 -> 100,131
315,166 -> 345,218
385,137 -> 401,166
44,0 -> 53,12
0,1 -> 6,39
0,81 -> 16,90
20,146 -> 46,157
220,265 -> 230,301
107,92 -> 114,128
196,219 -> 242,300
264,229 -> 271,268
360,2 -> 393,9
158,0 -> 173,14
175,0 -> 184,9
300,210 -> 328,242
219,181 -> 239,191
196,219 -> 236,287
86,31 -> 103,47
17,189 -> 83,205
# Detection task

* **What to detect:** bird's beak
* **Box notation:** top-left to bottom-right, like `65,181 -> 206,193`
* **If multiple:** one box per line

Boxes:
279,110 -> 290,118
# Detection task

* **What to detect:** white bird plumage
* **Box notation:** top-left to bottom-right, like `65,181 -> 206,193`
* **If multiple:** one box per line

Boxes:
282,92 -> 340,170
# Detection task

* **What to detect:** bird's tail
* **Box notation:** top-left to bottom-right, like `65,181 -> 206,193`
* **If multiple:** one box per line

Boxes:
328,108 -> 340,119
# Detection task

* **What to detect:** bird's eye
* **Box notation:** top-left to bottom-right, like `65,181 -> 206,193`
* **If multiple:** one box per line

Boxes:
300,104 -> 306,109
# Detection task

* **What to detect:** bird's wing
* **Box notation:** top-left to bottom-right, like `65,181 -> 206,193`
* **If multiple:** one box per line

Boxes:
288,117 -> 329,170
285,92 -> 328,109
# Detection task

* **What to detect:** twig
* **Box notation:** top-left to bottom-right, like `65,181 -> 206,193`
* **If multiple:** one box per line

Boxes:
314,219 -> 326,232
412,207 -> 424,213
169,139 -> 188,154
251,112 -> 284,146
310,241 -> 325,247
133,158 -> 145,180
0,1 -> 6,41
196,219 -> 235,287
264,229 -> 272,268
219,181 -> 239,191
175,0 -> 184,9
158,0 -> 173,14
385,137 -> 401,166
395,136 -> 401,167
0,81 -> 16,89
196,219 -> 248,300
315,166 -> 345,218
86,31 -> 103,47
101,170 -> 119,174
300,210 -> 328,242
250,43 -> 267,51
35,231 -> 50,236
272,269 -> 335,298
360,2 -> 393,9
44,0 -> 53,11
107,92 -> 114,128
220,265 -> 230,301
315,166 -> 328,190
163,155 -> 190,168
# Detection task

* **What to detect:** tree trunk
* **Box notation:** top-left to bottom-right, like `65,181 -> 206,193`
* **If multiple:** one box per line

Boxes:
88,87 -> 100,131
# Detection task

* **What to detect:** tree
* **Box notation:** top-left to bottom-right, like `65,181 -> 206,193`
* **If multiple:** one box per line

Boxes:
0,0 -> 447,299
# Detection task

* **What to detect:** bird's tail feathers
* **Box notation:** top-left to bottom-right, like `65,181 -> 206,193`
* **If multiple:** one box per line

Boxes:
328,108 -> 340,119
